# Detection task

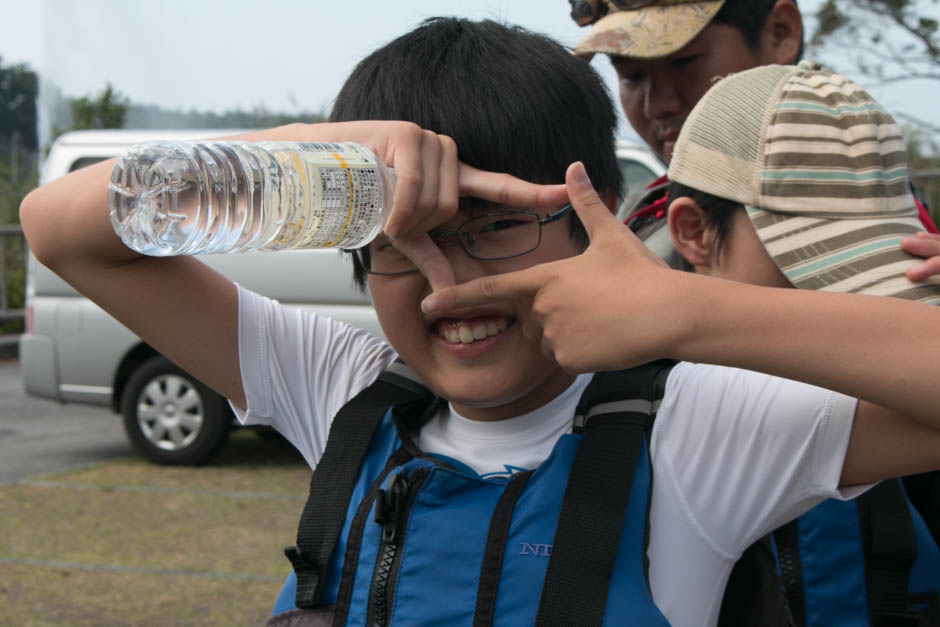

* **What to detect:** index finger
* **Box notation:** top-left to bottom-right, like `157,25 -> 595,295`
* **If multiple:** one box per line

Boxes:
421,267 -> 541,314
382,128 -> 426,238
390,233 -> 456,292
459,163 -> 569,209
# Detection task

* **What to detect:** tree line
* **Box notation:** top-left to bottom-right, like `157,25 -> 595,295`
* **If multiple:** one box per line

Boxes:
0,59 -> 325,333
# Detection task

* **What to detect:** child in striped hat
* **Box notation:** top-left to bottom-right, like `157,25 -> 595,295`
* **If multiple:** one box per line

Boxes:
666,60 -> 940,303
664,61 -> 940,625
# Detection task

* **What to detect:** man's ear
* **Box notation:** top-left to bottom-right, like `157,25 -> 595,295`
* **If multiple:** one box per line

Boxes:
759,0 -> 803,65
667,196 -> 716,270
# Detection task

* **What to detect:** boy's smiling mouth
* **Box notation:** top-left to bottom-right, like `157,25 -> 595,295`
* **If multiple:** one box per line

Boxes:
434,316 -> 513,344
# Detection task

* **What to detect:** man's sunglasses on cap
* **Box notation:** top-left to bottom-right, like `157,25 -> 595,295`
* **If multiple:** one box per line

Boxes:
570,0 -> 701,26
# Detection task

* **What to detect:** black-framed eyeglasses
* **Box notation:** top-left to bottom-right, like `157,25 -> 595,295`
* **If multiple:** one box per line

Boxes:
359,204 -> 574,276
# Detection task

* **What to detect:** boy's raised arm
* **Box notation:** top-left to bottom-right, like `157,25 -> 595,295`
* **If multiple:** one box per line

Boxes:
22,148 -> 239,409
20,121 -> 570,410
423,162 -> 940,483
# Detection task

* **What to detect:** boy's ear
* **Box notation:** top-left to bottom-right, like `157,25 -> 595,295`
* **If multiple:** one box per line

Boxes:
667,196 -> 716,270
759,0 -> 803,65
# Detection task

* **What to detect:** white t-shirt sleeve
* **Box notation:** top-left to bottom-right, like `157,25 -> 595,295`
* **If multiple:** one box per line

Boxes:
652,362 -> 861,559
233,284 -> 397,469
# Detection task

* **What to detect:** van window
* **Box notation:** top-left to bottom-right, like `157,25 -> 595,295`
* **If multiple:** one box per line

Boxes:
69,156 -> 108,172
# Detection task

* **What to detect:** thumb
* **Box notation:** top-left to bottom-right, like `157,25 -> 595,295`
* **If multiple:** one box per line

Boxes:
565,161 -> 619,242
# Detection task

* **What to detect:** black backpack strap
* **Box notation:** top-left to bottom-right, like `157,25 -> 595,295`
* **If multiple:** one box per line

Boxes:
772,480 -> 923,627
772,522 -> 805,627
859,480 -> 920,626
718,535 -> 796,627
473,469 -> 535,627
903,471 -> 940,548
535,361 -> 675,627
285,360 -> 433,608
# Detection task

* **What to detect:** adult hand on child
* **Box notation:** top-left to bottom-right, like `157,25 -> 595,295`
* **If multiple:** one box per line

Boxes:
422,161 -> 683,373
902,232 -> 940,282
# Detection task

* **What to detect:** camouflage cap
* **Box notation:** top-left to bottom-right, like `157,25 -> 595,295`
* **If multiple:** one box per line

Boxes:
572,0 -> 726,60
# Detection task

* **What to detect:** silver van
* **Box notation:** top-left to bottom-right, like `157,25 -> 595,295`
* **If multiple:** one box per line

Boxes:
19,129 -> 664,465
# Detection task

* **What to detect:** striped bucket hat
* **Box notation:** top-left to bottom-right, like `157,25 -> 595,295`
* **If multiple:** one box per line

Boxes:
668,61 -> 940,303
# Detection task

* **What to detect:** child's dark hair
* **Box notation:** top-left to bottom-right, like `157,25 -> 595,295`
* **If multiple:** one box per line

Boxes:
666,180 -> 741,269
714,0 -> 804,61
331,17 -> 622,290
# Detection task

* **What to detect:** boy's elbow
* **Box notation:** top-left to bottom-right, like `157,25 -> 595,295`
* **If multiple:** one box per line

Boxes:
20,188 -> 60,269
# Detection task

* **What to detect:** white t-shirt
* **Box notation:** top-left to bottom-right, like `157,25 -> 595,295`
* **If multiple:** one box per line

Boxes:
234,286 -> 862,627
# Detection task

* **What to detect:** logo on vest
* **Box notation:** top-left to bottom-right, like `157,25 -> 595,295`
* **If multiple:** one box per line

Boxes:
519,542 -> 552,557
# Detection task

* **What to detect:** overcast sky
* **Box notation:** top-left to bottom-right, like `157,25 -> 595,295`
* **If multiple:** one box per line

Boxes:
0,0 -> 937,141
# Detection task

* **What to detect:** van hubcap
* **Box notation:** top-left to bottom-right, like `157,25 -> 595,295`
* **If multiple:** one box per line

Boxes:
136,374 -> 204,451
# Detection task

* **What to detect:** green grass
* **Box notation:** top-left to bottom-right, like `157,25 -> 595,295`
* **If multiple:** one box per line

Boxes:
0,430 -> 311,625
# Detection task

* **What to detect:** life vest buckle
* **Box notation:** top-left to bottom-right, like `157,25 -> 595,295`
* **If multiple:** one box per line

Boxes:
283,545 -> 325,608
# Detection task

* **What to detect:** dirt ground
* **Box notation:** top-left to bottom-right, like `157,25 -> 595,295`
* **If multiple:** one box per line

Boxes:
0,429 -> 310,626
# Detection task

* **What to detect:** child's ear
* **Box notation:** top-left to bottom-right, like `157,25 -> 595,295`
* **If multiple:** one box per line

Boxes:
667,197 -> 717,271
760,0 -> 802,65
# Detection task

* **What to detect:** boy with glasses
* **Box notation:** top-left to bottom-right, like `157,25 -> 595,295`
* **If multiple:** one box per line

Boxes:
20,17 -> 940,627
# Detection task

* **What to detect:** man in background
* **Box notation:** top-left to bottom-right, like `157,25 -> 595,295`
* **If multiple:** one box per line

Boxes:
569,0 -> 937,259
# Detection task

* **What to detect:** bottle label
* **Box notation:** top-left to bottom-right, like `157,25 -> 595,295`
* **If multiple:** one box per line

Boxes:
272,143 -> 385,249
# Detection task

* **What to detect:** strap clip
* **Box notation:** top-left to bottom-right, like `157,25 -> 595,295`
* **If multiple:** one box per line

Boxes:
284,546 -> 324,608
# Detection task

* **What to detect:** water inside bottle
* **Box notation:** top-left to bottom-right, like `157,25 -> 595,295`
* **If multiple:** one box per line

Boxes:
109,141 -> 209,256
108,140 -> 392,256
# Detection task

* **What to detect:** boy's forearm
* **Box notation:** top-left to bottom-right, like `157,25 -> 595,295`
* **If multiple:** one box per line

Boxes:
674,276 -> 940,425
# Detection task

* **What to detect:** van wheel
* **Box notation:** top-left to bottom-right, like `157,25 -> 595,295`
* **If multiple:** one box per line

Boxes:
121,356 -> 231,465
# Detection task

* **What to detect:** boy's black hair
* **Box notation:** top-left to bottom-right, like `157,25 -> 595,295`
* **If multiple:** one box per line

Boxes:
331,17 -> 622,290
666,180 -> 740,270
714,0 -> 804,61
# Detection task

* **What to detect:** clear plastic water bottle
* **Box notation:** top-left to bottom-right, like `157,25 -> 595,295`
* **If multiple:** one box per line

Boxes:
107,140 -> 395,256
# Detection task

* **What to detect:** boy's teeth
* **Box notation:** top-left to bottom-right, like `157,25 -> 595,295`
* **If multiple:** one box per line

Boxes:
438,317 -> 511,344
459,326 -> 474,343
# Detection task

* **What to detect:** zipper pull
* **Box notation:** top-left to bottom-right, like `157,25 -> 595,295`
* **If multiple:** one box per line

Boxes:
374,472 -> 410,545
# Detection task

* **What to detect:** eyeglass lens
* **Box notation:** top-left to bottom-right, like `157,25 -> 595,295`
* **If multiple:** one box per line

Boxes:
365,212 -> 544,275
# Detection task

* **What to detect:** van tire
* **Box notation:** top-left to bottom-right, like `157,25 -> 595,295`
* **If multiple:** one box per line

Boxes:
120,356 -> 231,465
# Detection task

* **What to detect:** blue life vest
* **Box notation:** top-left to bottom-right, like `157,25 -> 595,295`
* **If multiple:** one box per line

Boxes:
719,480 -> 940,627
268,361 -> 675,627
771,479 -> 940,627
